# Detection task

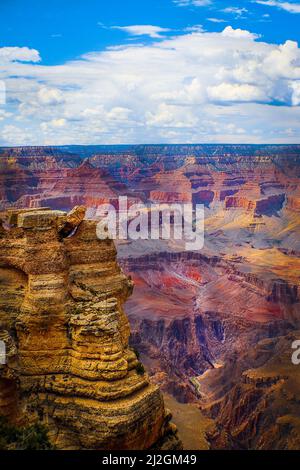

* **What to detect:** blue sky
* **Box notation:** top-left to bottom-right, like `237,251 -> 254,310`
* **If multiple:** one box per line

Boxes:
1,0 -> 300,64
0,0 -> 300,144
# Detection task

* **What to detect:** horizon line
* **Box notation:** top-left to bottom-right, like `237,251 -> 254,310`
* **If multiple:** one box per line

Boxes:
1,143 -> 300,149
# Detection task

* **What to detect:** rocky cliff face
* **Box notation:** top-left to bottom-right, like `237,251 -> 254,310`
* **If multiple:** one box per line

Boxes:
205,333 -> 300,450
123,251 -> 298,405
0,206 -> 180,450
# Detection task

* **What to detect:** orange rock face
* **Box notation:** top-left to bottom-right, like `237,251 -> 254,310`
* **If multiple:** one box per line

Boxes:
0,207 -> 180,450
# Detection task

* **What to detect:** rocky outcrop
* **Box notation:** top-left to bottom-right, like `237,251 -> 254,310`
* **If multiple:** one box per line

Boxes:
286,196 -> 300,213
225,196 -> 255,211
267,280 -> 298,305
206,333 -> 300,450
255,194 -> 285,216
0,207 -> 181,450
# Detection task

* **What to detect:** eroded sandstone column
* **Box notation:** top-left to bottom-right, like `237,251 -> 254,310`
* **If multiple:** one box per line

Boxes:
0,207 -> 180,450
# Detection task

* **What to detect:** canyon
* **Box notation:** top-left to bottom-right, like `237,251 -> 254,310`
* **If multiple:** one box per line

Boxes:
0,144 -> 300,449
0,205 -> 180,450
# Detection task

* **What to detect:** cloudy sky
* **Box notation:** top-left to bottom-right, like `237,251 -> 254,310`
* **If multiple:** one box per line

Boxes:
0,0 -> 300,145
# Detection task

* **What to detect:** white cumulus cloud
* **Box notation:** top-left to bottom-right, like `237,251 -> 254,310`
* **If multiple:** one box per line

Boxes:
208,83 -> 267,102
0,47 -> 40,63
38,87 -> 64,105
0,26 -> 300,145
221,26 -> 260,39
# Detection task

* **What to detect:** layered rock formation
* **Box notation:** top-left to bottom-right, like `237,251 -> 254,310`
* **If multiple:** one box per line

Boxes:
204,332 -> 300,450
1,145 -> 300,450
124,251 -> 298,402
0,206 -> 180,450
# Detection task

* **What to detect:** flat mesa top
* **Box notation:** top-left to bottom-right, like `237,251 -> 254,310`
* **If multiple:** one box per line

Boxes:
16,209 -> 67,229
6,207 -> 51,226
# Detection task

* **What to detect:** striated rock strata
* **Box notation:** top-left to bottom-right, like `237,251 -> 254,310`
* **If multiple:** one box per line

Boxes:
205,333 -> 300,449
0,206 -> 180,450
